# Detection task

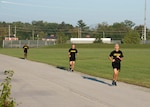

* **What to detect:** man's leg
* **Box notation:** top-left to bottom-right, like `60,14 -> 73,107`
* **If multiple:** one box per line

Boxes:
69,61 -> 75,72
112,68 -> 119,85
69,61 -> 72,70
24,53 -> 27,59
113,68 -> 119,81
71,61 -> 75,71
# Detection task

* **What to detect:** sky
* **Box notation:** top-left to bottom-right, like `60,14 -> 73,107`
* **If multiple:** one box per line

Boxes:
0,0 -> 150,28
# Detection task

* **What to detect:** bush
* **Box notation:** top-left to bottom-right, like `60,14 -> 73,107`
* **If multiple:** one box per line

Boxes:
0,70 -> 16,107
94,38 -> 102,43
123,30 -> 141,44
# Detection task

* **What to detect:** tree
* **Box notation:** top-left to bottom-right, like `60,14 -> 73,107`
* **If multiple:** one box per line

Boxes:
123,30 -> 141,44
77,20 -> 86,29
77,20 -> 89,30
134,25 -> 150,40
123,20 -> 135,29
77,20 -> 90,38
56,32 -> 68,44
97,22 -> 109,31
111,22 -> 127,31
134,25 -> 143,39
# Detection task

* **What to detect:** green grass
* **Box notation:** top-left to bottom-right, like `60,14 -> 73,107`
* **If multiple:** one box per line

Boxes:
44,43 -> 150,49
0,44 -> 150,88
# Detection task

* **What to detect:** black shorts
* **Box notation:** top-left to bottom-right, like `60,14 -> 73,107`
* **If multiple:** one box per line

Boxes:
24,50 -> 27,54
112,62 -> 121,70
70,57 -> 76,61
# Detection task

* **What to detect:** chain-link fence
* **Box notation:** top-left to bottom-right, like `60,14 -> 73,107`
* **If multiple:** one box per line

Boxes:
141,40 -> 150,44
3,40 -> 55,48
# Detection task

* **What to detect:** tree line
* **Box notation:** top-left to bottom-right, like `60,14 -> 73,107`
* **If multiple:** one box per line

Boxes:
0,20 -> 150,44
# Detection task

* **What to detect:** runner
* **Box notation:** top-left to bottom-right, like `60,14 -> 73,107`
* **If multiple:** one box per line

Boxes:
109,43 -> 124,86
68,44 -> 78,72
23,44 -> 29,59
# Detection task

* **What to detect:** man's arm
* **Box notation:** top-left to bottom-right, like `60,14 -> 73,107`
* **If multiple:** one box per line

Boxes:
108,56 -> 115,62
68,52 -> 71,57
116,56 -> 123,61
76,49 -> 79,55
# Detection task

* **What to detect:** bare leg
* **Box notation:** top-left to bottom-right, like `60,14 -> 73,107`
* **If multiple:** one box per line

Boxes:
24,53 -> 27,59
112,68 -> 119,86
69,61 -> 72,70
113,68 -> 119,81
69,61 -> 75,72
72,61 -> 75,71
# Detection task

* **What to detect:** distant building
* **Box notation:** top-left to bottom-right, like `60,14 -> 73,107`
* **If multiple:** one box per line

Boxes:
70,38 -> 96,44
42,35 -> 56,42
5,36 -> 19,40
101,38 -> 111,44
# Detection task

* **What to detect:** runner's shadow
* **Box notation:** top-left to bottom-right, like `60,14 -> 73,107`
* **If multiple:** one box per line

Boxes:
19,57 -> 25,59
56,66 -> 68,71
82,76 -> 112,86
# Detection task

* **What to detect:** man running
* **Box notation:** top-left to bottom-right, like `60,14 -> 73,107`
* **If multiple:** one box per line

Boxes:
109,43 -> 124,86
23,44 -> 29,59
68,44 -> 78,72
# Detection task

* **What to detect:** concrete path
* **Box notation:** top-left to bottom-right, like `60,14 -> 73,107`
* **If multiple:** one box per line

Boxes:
0,54 -> 150,107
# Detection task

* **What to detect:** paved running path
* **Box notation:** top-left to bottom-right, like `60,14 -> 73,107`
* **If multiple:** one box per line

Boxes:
0,54 -> 150,107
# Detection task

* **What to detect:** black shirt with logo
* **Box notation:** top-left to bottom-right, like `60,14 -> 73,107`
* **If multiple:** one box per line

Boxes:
68,48 -> 78,61
109,50 -> 124,63
23,45 -> 29,53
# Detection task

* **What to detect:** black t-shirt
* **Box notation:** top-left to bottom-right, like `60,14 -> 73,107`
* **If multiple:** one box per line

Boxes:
68,48 -> 78,59
109,50 -> 124,63
23,45 -> 29,52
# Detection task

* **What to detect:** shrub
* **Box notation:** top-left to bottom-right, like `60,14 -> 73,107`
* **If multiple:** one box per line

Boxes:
123,30 -> 141,44
0,70 -> 16,107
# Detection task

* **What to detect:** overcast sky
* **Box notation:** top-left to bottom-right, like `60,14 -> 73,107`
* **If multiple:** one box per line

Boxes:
0,0 -> 150,27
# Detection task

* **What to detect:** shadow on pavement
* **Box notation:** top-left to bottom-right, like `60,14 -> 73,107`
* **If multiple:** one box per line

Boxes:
82,76 -> 112,86
56,66 -> 68,71
19,57 -> 25,60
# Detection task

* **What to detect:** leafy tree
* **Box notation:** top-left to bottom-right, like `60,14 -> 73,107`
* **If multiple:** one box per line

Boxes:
123,30 -> 141,44
97,22 -> 109,32
134,25 -> 150,40
56,32 -> 68,44
38,31 -> 46,39
77,20 -> 90,37
77,20 -> 86,29
123,20 -> 135,29
134,25 -> 143,39
0,19 -> 149,44
111,22 -> 127,31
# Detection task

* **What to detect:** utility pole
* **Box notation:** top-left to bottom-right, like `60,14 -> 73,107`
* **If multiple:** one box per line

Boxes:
32,30 -> 35,40
103,31 -> 105,38
78,27 -> 81,38
8,25 -> 10,40
143,0 -> 147,42
14,25 -> 16,37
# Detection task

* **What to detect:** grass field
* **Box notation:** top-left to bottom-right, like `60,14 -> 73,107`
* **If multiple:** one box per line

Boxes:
0,44 -> 150,88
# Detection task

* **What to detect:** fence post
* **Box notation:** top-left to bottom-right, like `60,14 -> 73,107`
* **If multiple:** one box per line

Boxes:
11,40 -> 12,48
37,39 -> 38,48
19,40 -> 21,48
3,40 -> 4,48
28,40 -> 30,47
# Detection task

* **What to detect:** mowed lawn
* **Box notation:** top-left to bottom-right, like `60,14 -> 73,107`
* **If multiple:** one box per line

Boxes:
0,45 -> 150,88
